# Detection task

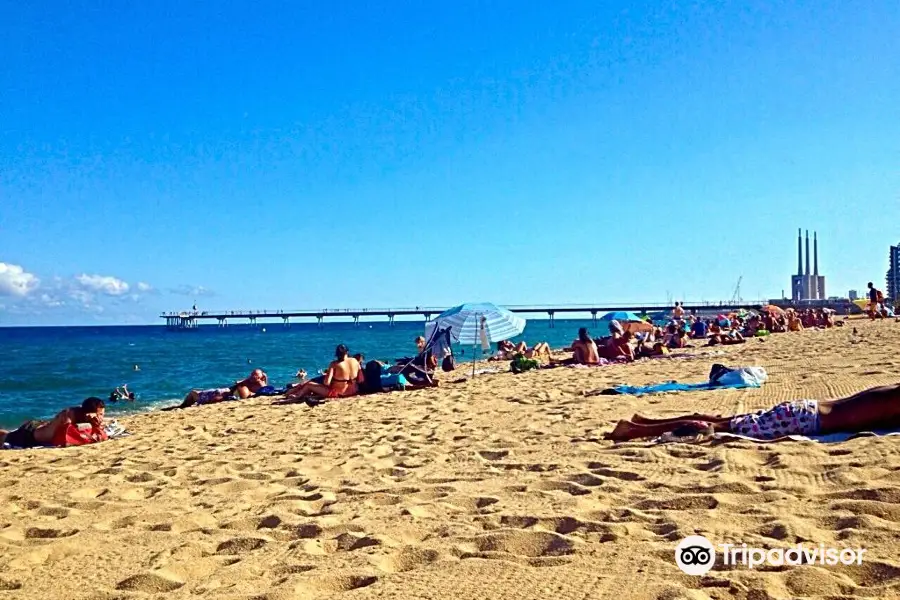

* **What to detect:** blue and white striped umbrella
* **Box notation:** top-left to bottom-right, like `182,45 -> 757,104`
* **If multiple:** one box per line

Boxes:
426,302 -> 526,346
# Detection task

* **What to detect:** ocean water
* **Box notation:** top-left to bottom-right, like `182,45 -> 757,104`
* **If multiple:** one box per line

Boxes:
0,319 -> 597,428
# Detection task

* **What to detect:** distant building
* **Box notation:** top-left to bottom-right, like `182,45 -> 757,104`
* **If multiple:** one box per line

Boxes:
887,244 -> 900,301
791,229 -> 826,301
848,290 -> 858,301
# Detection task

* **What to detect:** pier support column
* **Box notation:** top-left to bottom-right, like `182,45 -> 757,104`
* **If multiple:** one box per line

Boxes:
353,314 -> 359,327
591,310 -> 597,326
249,317 -> 257,328
282,316 -> 290,328
317,315 -> 323,327
424,313 -> 431,322
548,311 -> 555,328
388,314 -> 395,327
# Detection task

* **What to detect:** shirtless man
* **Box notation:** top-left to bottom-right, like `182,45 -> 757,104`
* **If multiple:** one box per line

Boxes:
233,369 -> 268,399
0,397 -> 107,448
605,383 -> 900,441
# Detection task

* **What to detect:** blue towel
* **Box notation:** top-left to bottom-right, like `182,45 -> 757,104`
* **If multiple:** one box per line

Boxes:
613,380 -> 753,396
254,386 -> 288,396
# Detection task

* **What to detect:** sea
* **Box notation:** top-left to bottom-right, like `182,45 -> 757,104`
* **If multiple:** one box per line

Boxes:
0,319 -> 600,429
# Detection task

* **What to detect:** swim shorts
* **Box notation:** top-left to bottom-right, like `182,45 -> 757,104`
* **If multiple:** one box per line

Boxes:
729,400 -> 819,439
5,420 -> 42,448
197,388 -> 231,405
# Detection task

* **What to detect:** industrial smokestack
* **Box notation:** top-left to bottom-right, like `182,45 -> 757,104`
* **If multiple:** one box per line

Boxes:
805,230 -> 811,276
797,228 -> 803,275
814,231 -> 819,276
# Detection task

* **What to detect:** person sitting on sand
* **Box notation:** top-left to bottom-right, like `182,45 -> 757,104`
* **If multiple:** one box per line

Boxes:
0,397 -> 107,448
690,318 -> 708,339
284,344 -> 364,400
233,369 -> 268,399
665,328 -> 689,349
571,327 -> 600,365
599,322 -> 635,362
605,382 -> 900,442
788,312 -> 803,332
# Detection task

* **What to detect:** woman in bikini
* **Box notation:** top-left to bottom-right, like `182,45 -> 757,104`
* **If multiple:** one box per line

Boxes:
284,344 -> 364,401
605,383 -> 900,441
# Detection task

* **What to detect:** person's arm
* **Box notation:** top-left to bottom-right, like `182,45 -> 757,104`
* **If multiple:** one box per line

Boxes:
324,364 -> 335,387
356,364 -> 365,384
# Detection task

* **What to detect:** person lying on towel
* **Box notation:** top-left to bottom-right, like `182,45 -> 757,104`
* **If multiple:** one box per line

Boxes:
605,383 -> 900,442
0,397 -> 108,448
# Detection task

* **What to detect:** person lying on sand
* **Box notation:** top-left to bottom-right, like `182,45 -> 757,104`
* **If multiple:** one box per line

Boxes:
284,344 -> 363,401
0,397 -> 107,448
233,369 -> 268,399
605,383 -> 900,441
491,340 -> 552,363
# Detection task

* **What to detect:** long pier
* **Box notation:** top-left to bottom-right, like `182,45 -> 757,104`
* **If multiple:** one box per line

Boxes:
159,299 -> 850,330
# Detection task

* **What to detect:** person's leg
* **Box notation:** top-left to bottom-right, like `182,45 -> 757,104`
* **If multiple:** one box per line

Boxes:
33,412 -> 73,445
631,413 -> 731,425
606,419 -> 730,441
818,383 -> 900,434
514,341 -> 528,353
292,381 -> 332,399
180,390 -> 200,408
234,385 -> 252,399
0,430 -> 8,444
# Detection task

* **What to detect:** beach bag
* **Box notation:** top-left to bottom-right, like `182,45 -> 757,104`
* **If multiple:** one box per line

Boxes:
441,355 -> 456,372
709,364 -> 768,387
510,354 -> 540,374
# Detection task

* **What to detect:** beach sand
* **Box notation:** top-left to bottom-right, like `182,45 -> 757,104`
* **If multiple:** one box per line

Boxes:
2,320 -> 900,599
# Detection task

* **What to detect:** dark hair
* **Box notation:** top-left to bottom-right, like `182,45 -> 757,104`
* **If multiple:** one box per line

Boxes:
335,344 -> 349,360
82,397 -> 105,412
868,282 -> 873,287
578,328 -> 590,343
353,353 -> 364,363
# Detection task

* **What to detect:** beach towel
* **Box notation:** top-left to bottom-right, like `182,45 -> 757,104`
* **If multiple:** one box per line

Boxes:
253,386 -> 287,397
714,430 -> 900,444
591,366 -> 768,396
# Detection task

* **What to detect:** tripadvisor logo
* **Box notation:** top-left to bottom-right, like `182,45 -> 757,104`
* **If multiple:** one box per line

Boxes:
675,536 -> 866,575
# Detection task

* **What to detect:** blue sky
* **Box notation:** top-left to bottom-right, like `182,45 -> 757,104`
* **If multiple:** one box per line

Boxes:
1,1 -> 898,325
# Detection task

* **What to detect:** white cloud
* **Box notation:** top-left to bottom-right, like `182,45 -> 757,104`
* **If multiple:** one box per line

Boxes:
136,282 -> 153,292
169,284 -> 215,297
76,274 -> 130,296
40,293 -> 65,308
0,262 -> 39,297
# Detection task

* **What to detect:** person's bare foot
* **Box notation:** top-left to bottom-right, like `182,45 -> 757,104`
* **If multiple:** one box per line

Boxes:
604,420 -> 636,441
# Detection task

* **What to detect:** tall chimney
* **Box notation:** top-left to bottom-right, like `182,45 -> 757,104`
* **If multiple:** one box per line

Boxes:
797,228 -> 803,275
814,231 -> 819,276
805,230 -> 811,276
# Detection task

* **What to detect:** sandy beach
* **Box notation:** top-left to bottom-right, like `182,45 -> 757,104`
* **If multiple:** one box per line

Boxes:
1,319 -> 899,600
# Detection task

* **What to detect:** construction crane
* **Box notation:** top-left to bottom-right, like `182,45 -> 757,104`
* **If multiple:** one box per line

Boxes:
730,276 -> 743,304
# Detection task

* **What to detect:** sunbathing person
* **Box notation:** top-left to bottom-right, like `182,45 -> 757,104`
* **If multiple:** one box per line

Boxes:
284,344 -> 363,400
233,369 -> 268,399
0,397 -> 107,448
571,328 -> 600,365
599,325 -> 635,362
605,383 -> 900,441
